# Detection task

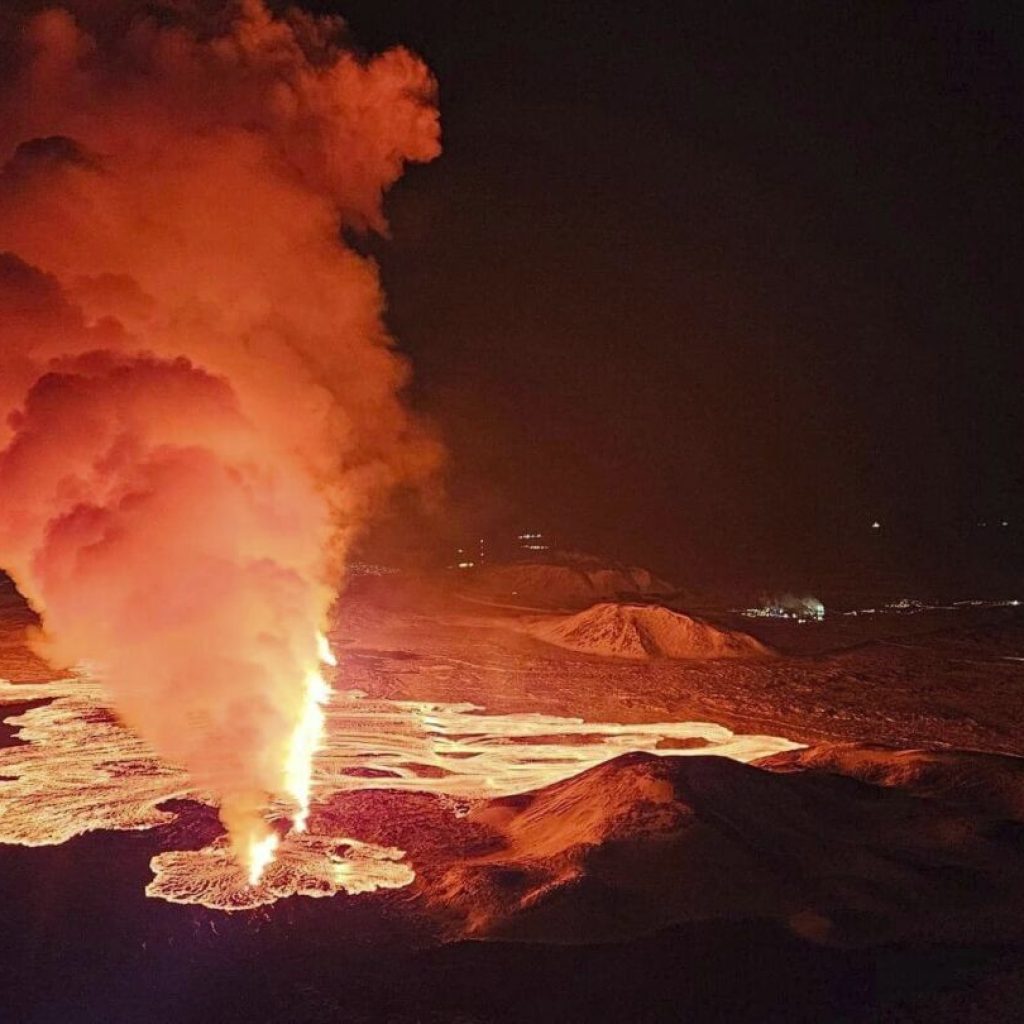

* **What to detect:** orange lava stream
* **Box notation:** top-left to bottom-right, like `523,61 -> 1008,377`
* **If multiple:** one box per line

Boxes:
0,676 -> 802,910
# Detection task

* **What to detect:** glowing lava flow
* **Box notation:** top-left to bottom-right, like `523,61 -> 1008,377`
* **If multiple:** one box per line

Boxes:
0,675 -> 802,910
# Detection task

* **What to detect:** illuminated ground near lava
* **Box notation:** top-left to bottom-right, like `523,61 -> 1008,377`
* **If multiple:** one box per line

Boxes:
0,676 -> 801,910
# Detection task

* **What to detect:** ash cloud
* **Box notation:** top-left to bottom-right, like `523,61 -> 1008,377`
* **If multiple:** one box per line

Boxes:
0,0 -> 441,858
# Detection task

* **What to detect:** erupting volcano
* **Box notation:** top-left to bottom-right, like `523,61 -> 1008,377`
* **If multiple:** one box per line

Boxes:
2,3 -> 1023,1023
0,0 -> 441,883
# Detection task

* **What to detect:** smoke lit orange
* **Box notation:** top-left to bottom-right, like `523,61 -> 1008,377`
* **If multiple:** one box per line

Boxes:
0,0 -> 442,879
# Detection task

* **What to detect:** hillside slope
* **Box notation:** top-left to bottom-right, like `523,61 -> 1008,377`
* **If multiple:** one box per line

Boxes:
525,602 -> 771,660
423,749 -> 1024,945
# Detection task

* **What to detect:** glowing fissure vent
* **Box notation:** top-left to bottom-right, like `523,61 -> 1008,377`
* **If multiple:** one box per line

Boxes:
284,633 -> 335,834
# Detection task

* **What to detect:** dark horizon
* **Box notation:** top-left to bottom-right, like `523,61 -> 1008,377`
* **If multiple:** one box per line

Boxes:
307,1 -> 1023,588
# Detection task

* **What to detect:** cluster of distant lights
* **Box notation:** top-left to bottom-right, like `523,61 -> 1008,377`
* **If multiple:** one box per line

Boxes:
452,531 -> 550,569
843,597 -> 1021,617
452,538 -> 486,570
348,561 -> 399,577
517,532 -> 550,552
741,596 -> 1021,624
871,520 -> 1013,529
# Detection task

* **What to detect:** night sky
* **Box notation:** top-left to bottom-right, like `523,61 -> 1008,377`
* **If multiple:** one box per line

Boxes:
313,1 -> 1022,586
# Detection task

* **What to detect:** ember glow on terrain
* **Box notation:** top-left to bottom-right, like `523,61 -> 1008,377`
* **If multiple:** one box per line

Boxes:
0,674 -> 800,911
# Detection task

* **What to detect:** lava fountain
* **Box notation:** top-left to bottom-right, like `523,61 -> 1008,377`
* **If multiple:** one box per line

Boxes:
0,0 -> 441,879
284,634 -> 336,837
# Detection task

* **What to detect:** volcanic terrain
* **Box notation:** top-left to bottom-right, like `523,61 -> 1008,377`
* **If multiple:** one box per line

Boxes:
2,568 -> 1024,1022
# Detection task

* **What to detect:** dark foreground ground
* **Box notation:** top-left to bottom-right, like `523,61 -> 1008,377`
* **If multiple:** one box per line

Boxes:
1,825 -> 1022,1024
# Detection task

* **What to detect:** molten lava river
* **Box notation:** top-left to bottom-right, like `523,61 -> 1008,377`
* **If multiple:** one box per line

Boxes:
0,674 -> 801,911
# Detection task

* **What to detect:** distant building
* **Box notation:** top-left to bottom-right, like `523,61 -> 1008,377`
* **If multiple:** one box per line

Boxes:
741,595 -> 825,623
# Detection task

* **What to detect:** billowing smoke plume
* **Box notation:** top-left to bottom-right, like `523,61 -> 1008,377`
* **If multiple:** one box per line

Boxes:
0,1 -> 441,866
